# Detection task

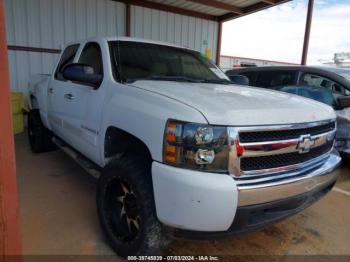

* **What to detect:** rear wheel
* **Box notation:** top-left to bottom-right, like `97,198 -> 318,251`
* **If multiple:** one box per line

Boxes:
97,156 -> 169,257
27,109 -> 56,153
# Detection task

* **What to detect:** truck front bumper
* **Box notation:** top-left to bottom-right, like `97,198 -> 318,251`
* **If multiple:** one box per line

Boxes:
151,151 -> 341,235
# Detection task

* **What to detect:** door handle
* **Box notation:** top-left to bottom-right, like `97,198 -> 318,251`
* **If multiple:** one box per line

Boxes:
64,93 -> 74,100
48,87 -> 54,94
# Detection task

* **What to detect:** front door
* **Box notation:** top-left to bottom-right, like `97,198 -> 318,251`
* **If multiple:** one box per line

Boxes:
47,44 -> 80,140
50,42 -> 105,163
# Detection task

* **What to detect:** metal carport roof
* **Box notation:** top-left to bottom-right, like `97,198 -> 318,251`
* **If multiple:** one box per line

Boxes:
114,0 -> 290,22
113,0 -> 291,64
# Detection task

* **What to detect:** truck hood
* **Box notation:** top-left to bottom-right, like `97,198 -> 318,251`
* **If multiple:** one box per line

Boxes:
129,81 -> 335,126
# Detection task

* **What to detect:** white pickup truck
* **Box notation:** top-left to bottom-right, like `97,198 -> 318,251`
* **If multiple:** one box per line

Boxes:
28,37 -> 341,257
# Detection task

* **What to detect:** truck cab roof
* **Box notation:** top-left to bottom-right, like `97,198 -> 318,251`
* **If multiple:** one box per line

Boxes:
64,36 -> 191,52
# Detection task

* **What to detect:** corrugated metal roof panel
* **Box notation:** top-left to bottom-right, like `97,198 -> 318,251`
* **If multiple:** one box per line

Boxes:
146,0 -> 279,17
150,0 -> 227,16
218,0 -> 262,8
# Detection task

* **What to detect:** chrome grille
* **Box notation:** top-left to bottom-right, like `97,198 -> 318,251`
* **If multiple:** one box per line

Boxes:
228,120 -> 336,183
239,121 -> 335,143
240,141 -> 333,171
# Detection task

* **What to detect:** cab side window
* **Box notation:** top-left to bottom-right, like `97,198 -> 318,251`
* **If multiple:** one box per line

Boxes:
255,71 -> 297,88
54,44 -> 80,81
78,42 -> 103,76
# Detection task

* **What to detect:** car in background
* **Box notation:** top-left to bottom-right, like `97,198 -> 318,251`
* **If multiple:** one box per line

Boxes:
226,66 -> 350,156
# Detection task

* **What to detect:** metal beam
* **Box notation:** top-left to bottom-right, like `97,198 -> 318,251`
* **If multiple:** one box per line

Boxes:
187,0 -> 243,15
261,0 -> 276,4
112,0 -> 217,21
126,3 -> 131,36
216,22 -> 223,65
8,45 -> 61,54
0,0 -> 22,256
112,0 -> 291,23
301,0 -> 314,65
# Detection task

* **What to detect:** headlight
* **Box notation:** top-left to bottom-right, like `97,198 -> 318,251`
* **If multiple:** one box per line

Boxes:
163,120 -> 230,173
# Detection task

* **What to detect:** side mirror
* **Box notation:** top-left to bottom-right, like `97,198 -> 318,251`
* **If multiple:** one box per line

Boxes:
228,74 -> 250,86
62,63 -> 102,88
337,96 -> 350,109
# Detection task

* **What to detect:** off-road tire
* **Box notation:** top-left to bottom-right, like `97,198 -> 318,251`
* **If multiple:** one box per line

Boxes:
96,156 -> 169,257
27,109 -> 56,153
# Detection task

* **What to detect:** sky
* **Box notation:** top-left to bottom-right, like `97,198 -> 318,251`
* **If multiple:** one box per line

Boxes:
221,0 -> 350,65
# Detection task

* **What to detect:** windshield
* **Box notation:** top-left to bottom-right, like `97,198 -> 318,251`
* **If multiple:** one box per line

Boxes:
323,67 -> 350,85
337,71 -> 350,84
109,41 -> 230,84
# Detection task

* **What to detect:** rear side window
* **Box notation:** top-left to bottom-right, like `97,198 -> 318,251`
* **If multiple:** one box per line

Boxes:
255,71 -> 297,88
54,44 -> 80,81
78,42 -> 103,75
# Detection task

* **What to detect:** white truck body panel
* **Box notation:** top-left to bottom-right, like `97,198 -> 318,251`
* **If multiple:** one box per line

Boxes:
129,80 -> 335,126
99,83 -> 208,166
28,74 -> 51,128
152,162 -> 238,231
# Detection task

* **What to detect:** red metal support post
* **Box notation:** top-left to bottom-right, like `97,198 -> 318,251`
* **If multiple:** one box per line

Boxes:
216,21 -> 223,66
0,0 -> 22,258
301,0 -> 314,65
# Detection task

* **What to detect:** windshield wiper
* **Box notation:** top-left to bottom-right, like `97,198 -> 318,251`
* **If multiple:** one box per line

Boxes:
201,79 -> 232,85
124,76 -> 200,84
125,76 -> 230,84
150,75 -> 201,83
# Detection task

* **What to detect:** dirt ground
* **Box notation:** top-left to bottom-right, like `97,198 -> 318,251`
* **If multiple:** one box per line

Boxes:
15,133 -> 350,259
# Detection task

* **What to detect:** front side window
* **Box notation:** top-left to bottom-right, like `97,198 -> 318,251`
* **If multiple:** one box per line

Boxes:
54,44 -> 80,81
109,41 -> 230,84
78,42 -> 103,75
336,71 -> 350,85
324,68 -> 350,87
255,71 -> 297,88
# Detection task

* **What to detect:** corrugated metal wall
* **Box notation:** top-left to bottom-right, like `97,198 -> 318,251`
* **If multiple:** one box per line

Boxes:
4,0 -> 218,94
131,5 -> 218,62
5,0 -> 126,93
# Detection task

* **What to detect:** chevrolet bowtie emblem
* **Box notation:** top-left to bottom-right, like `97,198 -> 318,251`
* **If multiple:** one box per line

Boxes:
297,135 -> 315,154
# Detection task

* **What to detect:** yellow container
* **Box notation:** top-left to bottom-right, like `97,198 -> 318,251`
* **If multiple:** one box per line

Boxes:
11,92 -> 24,134
12,113 -> 24,134
11,92 -> 24,114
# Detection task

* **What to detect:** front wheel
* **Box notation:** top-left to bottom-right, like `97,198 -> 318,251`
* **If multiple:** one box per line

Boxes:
27,109 -> 56,153
96,156 -> 169,257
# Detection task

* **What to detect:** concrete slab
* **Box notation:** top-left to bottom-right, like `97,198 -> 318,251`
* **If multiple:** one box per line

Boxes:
15,133 -> 350,257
